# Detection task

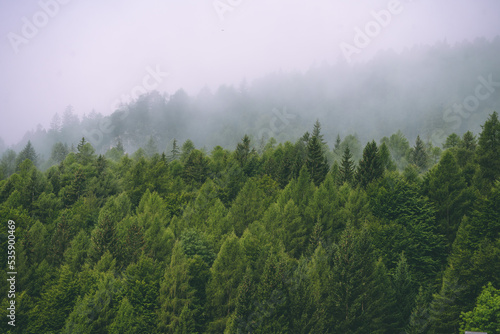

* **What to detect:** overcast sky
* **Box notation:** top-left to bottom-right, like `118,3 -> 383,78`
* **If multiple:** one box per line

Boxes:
1,0 -> 499,145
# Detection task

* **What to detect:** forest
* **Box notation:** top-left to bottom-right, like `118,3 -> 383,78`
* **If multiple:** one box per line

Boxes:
0,110 -> 499,333
2,37 -> 500,164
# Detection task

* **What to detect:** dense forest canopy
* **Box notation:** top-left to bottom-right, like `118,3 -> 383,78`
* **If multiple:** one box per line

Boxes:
1,37 -> 500,168
0,110 -> 499,333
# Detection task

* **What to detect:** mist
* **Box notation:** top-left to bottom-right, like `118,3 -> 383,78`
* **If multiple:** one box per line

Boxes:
1,0 -> 500,150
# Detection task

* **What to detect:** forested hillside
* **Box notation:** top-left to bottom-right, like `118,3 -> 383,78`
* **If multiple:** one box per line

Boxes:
1,112 -> 499,333
2,37 -> 500,166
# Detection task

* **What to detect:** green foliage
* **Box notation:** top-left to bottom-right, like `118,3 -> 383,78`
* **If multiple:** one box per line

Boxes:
409,135 -> 428,171
0,116 -> 498,333
339,145 -> 355,185
16,140 -> 38,169
477,111 -> 500,185
356,140 -> 383,188
460,282 -> 500,333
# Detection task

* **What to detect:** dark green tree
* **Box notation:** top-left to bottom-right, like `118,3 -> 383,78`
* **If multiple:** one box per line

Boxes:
477,111 -> 500,184
409,135 -> 428,171
170,138 -> 180,161
379,141 -> 396,171
443,133 -> 462,149
16,140 -> 38,169
306,134 -> 329,186
356,140 -> 383,188
339,145 -> 355,185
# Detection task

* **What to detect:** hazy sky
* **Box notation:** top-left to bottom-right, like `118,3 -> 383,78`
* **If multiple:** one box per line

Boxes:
1,0 -> 499,145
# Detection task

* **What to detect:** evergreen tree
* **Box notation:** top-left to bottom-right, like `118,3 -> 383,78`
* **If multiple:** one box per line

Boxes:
16,140 -> 38,169
306,134 -> 329,186
410,135 -> 428,171
422,150 -> 470,245
50,142 -> 69,164
460,282 -> 500,333
379,141 -> 396,171
0,149 -> 17,178
206,233 -> 246,332
170,138 -> 180,161
460,130 -> 477,151
180,139 -> 195,163
76,138 -> 96,165
144,136 -> 158,157
356,140 -> 383,188
182,149 -> 210,186
339,145 -> 355,185
331,223 -> 392,333
443,133 -> 462,149
335,134 -> 341,150
392,252 -> 416,332
477,111 -> 500,184
158,241 -> 196,333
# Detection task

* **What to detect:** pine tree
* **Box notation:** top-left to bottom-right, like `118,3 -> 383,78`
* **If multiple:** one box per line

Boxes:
379,142 -> 396,171
331,224 -> 392,333
407,286 -> 432,334
312,119 -> 325,144
206,233 -> 246,332
410,135 -> 428,171
16,140 -> 38,169
306,135 -> 329,186
392,252 -> 416,332
477,111 -> 500,184
50,112 -> 62,132
180,139 -> 195,163
339,145 -> 355,185
460,282 -> 500,333
76,138 -> 96,165
308,243 -> 333,333
460,130 -> 477,151
422,150 -> 469,244
170,138 -> 180,161
182,149 -> 210,186
158,241 -> 196,333
443,133 -> 462,149
50,142 -> 69,164
144,136 -> 158,157
356,140 -> 383,188
335,134 -> 341,150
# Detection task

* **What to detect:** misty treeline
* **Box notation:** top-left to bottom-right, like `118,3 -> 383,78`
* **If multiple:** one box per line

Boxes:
1,111 -> 499,333
1,37 -> 500,168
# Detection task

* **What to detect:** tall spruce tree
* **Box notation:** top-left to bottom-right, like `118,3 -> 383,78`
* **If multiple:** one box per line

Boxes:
356,140 -> 383,188
410,135 -> 428,171
339,145 -> 355,185
477,111 -> 500,184
16,140 -> 38,169
306,135 -> 329,186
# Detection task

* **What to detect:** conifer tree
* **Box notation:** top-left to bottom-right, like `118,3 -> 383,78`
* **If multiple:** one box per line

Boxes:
379,141 -> 396,171
339,145 -> 355,185
170,138 -> 180,161
158,241 -> 195,333
477,111 -> 500,184
356,140 -> 383,188
331,223 -> 392,333
144,136 -> 158,157
16,140 -> 38,169
410,135 -> 428,171
206,233 -> 246,332
306,135 -> 329,186
335,134 -> 341,150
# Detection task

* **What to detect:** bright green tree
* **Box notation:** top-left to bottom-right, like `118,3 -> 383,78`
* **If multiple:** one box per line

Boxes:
460,282 -> 500,333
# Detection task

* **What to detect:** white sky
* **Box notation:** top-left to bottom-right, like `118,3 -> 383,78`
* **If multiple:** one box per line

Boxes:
1,0 -> 499,145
